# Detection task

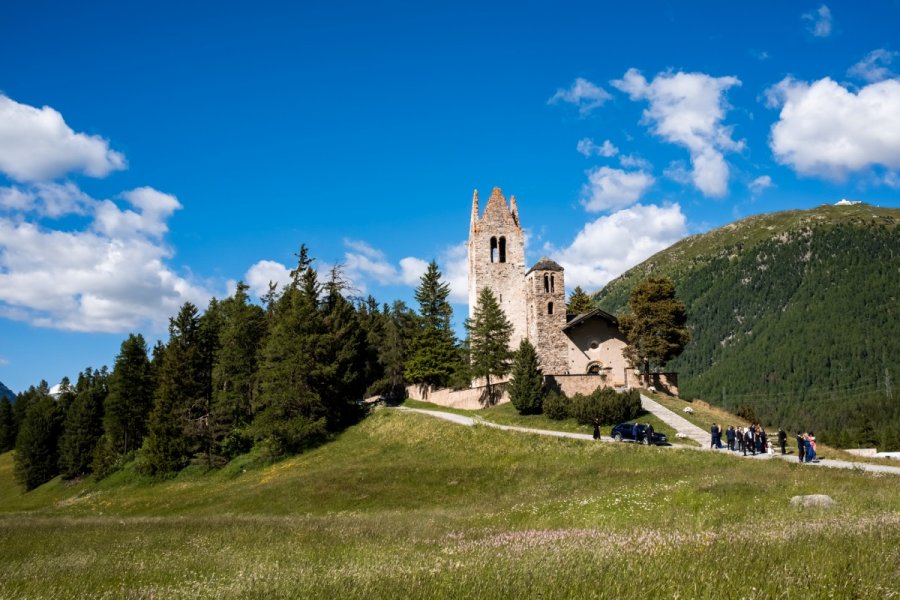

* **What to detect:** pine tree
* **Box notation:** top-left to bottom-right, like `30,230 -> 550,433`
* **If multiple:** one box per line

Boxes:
210,282 -> 266,459
0,397 -> 16,452
58,370 -> 106,479
405,261 -> 461,391
370,301 -> 417,399
142,302 -> 207,474
567,286 -> 595,315
14,392 -> 63,490
252,246 -> 328,455
103,334 -> 154,455
466,287 -> 514,406
619,278 -> 690,378
508,338 -> 544,414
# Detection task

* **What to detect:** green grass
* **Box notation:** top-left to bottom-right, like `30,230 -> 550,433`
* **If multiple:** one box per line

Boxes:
403,396 -> 697,446
2,410 -> 899,598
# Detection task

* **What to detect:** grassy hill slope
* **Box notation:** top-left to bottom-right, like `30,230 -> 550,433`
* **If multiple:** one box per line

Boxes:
596,203 -> 899,449
2,409 -> 899,598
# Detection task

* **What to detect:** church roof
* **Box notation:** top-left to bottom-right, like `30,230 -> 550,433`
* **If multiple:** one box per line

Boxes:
563,308 -> 619,330
525,256 -> 564,275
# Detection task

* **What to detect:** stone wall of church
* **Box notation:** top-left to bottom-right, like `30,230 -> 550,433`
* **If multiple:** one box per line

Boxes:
468,188 -> 528,348
525,269 -> 568,373
565,319 -> 629,384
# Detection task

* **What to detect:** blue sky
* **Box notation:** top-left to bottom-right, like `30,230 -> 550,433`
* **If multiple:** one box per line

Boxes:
1,1 -> 899,393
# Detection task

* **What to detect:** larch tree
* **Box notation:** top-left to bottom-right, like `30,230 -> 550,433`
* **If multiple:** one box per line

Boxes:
618,277 -> 690,380
466,287 -> 514,406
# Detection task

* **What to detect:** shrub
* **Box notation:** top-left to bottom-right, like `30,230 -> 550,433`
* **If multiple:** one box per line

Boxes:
543,390 -> 569,420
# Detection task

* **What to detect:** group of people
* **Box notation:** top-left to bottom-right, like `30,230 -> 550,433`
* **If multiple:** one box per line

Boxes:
708,422 -> 819,462
710,423 -> 781,456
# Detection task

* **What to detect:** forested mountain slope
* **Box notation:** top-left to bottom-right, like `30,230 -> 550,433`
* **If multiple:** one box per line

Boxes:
596,203 -> 899,449
0,381 -> 14,402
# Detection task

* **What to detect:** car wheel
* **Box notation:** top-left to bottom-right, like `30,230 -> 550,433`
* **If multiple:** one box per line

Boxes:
614,433 -> 622,442
642,437 -> 651,445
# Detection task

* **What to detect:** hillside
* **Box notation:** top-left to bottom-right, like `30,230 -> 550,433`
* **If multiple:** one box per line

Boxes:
2,409 -> 899,598
595,203 -> 900,450
0,380 -> 14,402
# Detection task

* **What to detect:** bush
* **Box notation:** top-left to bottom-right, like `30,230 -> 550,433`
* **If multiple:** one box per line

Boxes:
570,388 -> 643,426
543,390 -> 569,420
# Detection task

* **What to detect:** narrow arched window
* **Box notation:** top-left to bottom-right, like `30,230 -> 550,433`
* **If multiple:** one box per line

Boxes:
550,274 -> 555,293
548,301 -> 554,315
543,274 -> 550,293
499,236 -> 507,263
490,237 -> 497,263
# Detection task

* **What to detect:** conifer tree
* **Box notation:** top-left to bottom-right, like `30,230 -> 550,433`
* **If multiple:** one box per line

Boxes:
567,286 -> 595,315
619,278 -> 690,378
210,282 -> 266,458
14,391 -> 63,490
253,246 -> 328,455
369,300 -> 417,399
142,302 -> 207,474
466,287 -> 514,405
508,338 -> 544,415
405,261 -> 461,390
103,334 -> 154,455
59,370 -> 106,479
0,397 -> 16,452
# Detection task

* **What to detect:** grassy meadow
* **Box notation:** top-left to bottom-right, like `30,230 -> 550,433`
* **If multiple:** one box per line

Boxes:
1,408 -> 899,598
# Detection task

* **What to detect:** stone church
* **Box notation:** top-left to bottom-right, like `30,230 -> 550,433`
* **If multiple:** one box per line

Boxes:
468,187 -> 631,387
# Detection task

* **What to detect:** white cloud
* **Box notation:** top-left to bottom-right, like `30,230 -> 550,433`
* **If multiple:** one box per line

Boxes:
847,49 -> 897,83
94,187 -> 181,239
550,203 -> 688,291
0,186 -> 35,211
612,68 -> 743,197
576,138 -> 618,157
803,4 -> 833,38
618,154 -> 652,170
581,166 -> 654,212
245,259 -> 293,299
0,95 -> 126,182
0,188 -> 209,332
548,77 -> 612,115
440,242 -> 469,304
767,77 -> 900,180
0,356 -> 8,366
399,257 -> 429,286
749,175 -> 774,194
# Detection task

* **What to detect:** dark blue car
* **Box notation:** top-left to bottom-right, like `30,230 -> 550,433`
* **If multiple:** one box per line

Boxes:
610,423 -> 669,445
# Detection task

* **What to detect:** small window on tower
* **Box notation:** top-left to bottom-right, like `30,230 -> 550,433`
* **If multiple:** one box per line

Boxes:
490,237 -> 498,263
548,301 -> 554,315
550,275 -> 555,293
543,274 -> 550,293
499,236 -> 507,263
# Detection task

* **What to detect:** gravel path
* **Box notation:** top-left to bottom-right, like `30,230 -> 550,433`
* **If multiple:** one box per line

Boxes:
393,404 -> 900,476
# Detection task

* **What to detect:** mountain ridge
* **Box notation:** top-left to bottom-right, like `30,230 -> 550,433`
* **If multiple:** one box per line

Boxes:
595,202 -> 899,449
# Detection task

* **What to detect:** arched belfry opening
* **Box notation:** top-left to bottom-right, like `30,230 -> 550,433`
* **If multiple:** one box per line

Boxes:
490,236 -> 507,263
543,274 -> 550,293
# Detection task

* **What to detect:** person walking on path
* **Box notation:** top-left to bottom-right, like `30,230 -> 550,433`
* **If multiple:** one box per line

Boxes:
593,423 -> 600,440
778,428 -> 787,455
797,431 -> 806,462
711,423 -> 719,449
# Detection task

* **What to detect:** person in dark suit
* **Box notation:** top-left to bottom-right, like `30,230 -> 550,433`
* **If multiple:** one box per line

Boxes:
777,428 -> 787,455
796,431 -> 806,463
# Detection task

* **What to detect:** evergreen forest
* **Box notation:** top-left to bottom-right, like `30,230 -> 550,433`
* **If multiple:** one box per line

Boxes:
596,203 -> 899,450
1,248 -> 468,490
